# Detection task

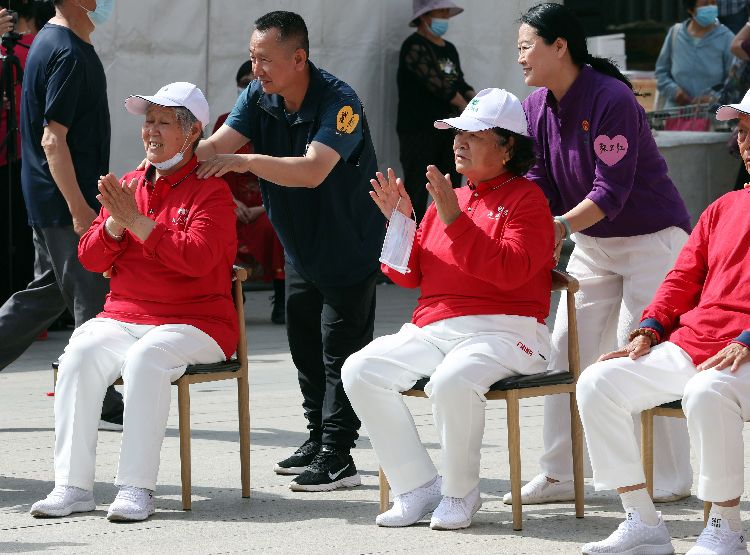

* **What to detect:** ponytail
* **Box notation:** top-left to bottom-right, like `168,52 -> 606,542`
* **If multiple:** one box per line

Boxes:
521,4 -> 633,91
587,55 -> 632,90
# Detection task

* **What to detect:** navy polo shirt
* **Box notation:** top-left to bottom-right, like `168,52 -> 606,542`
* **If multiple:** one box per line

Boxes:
20,24 -> 110,227
225,62 -> 383,287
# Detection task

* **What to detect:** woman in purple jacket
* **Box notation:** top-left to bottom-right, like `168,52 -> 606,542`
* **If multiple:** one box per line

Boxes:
506,1 -> 694,520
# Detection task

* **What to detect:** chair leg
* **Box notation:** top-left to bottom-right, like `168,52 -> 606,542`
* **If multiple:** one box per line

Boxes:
178,381 -> 192,510
640,410 -> 655,498
569,391 -> 585,519
237,375 -> 251,499
379,467 -> 390,513
704,501 -> 712,525
506,390 -> 523,531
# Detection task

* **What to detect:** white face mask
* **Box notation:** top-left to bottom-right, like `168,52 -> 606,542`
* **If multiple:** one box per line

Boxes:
152,134 -> 190,171
379,200 -> 417,274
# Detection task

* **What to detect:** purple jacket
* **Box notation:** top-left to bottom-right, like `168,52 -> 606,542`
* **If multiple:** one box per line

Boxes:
524,65 -> 691,238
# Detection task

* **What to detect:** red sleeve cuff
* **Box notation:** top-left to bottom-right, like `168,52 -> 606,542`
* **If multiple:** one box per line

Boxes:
141,222 -> 167,258
443,212 -> 473,241
98,221 -> 128,251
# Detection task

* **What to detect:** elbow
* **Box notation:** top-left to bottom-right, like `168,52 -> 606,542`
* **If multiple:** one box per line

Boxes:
732,42 -> 750,61
304,170 -> 327,188
41,133 -> 58,158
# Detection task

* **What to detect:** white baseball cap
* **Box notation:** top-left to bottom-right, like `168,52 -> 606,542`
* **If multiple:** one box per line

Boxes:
125,82 -> 209,127
434,88 -> 529,136
716,89 -> 750,121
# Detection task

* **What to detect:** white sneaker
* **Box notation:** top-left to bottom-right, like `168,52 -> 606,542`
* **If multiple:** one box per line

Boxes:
686,515 -> 749,555
30,485 -> 95,517
581,509 -> 674,555
376,475 -> 442,527
429,486 -> 482,530
503,473 -> 575,505
107,486 -> 155,522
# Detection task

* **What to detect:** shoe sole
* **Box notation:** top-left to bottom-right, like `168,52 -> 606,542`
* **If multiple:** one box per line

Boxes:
273,465 -> 307,476
502,492 -> 575,505
289,474 -> 361,492
31,499 -> 96,518
653,493 -> 690,503
581,543 -> 674,555
107,508 -> 155,522
98,420 -> 124,432
376,497 -> 442,527
430,497 -> 483,530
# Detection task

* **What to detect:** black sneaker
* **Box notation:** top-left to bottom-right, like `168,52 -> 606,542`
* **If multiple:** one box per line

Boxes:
289,446 -> 361,492
98,386 -> 124,432
273,438 -> 321,475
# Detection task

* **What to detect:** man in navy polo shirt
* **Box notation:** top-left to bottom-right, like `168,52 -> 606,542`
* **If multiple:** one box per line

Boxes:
197,10 -> 383,491
0,0 -> 123,429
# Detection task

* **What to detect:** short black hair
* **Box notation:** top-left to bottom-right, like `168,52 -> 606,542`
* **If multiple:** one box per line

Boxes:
682,0 -> 698,11
254,11 -> 309,57
492,129 -> 536,176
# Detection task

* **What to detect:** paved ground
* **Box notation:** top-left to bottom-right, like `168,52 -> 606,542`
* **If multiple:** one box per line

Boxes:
0,284 -> 745,554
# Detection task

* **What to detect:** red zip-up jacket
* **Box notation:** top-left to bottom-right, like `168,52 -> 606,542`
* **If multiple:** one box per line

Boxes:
640,189 -> 750,364
383,172 -> 555,327
78,156 -> 239,357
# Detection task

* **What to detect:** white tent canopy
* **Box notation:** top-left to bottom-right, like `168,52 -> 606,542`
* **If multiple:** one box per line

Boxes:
92,0 -> 545,177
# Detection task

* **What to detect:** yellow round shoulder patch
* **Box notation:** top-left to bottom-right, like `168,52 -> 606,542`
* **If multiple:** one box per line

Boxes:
336,105 -> 360,134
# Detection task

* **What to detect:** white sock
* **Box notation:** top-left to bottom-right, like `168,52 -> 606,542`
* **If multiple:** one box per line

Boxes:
712,504 -> 743,533
620,488 -> 659,526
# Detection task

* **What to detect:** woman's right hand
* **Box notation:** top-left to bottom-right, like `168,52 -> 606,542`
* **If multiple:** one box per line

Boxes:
0,9 -> 14,36
370,167 -> 413,221
234,198 -> 255,224
674,88 -> 692,106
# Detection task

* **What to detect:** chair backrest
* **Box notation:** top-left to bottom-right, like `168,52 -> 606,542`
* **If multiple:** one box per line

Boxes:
551,269 -> 581,381
232,266 -> 249,376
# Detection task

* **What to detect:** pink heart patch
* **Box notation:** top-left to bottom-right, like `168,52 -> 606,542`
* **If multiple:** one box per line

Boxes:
594,135 -> 629,166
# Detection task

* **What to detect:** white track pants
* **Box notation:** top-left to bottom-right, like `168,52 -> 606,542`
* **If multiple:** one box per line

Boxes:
54,318 -> 224,491
342,314 -> 549,498
578,341 -> 750,502
540,227 -> 693,494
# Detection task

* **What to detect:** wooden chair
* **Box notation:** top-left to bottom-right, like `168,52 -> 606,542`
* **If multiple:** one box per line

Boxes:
53,266 -> 250,510
378,269 -> 584,531
641,401 -> 711,523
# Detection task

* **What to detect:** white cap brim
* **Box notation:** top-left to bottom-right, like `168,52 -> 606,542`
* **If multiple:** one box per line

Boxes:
124,94 -> 208,127
434,115 -> 495,132
716,104 -> 750,121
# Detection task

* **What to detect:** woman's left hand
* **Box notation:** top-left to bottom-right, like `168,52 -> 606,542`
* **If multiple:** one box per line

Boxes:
696,342 -> 750,372
96,174 -> 141,229
425,165 -> 460,226
553,219 -> 565,263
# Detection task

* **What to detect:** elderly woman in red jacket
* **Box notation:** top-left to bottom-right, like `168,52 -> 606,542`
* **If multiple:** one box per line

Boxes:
30,82 -> 237,523
343,88 -> 555,531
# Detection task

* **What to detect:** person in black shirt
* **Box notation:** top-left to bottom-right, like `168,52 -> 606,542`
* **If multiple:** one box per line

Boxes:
0,0 -> 123,429
397,0 -> 475,222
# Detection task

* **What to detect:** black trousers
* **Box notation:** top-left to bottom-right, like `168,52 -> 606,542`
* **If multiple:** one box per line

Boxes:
0,226 -> 122,417
0,161 -> 34,304
398,129 -> 462,223
285,262 -> 377,450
